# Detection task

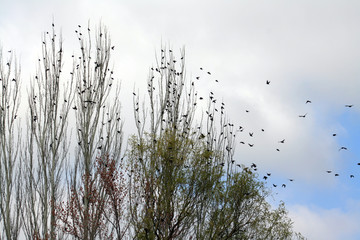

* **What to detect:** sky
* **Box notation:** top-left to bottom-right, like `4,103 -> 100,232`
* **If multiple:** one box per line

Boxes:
1,0 -> 360,239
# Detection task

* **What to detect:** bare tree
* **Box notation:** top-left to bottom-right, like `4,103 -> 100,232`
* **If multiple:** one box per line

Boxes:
23,23 -> 73,240
0,48 -> 22,239
66,23 -> 123,240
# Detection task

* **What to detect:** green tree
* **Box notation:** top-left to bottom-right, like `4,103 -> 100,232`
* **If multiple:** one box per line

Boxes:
128,47 -> 304,239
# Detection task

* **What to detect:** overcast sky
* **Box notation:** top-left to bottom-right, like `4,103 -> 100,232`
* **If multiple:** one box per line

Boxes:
1,0 -> 360,239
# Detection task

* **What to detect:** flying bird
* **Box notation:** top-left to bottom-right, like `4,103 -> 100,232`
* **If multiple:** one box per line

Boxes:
345,105 -> 353,108
266,80 -> 270,85
306,100 -> 312,104
332,133 -> 337,136
339,147 -> 348,151
279,139 -> 285,143
299,113 -> 307,118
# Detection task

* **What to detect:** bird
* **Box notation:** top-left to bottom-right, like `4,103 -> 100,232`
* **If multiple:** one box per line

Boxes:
207,72 -> 211,75
111,46 -> 115,50
282,184 -> 286,188
350,175 -> 355,178
339,147 -> 348,151
245,110 -> 250,113
72,106 -> 77,110
332,133 -> 337,136
248,143 -> 254,147
345,105 -> 353,108
249,132 -> 254,137
200,67 -> 203,70
263,176 -> 268,180
273,184 -> 277,187
326,170 -> 332,173
276,149 -> 280,152
306,100 -> 312,104
279,139 -> 285,143
299,113 -> 307,118
335,173 -> 339,176
266,80 -> 270,85
289,179 -> 294,182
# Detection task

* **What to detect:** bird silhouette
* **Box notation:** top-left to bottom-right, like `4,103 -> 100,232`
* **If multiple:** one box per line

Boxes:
279,139 -> 285,143
339,147 -> 348,151
345,105 -> 354,108
266,80 -> 270,85
299,113 -> 307,118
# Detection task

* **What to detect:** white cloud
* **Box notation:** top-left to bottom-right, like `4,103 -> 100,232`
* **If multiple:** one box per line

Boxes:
289,203 -> 360,240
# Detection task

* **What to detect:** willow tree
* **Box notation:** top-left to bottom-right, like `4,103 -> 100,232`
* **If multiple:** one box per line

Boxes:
23,23 -> 73,240
0,48 -> 22,239
128,47 -> 304,239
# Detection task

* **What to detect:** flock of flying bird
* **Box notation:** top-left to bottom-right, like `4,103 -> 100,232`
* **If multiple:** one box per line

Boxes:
5,24 -> 356,192
193,63 -> 357,190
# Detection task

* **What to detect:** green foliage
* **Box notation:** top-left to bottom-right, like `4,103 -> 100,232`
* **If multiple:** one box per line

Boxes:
128,130 -> 304,239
